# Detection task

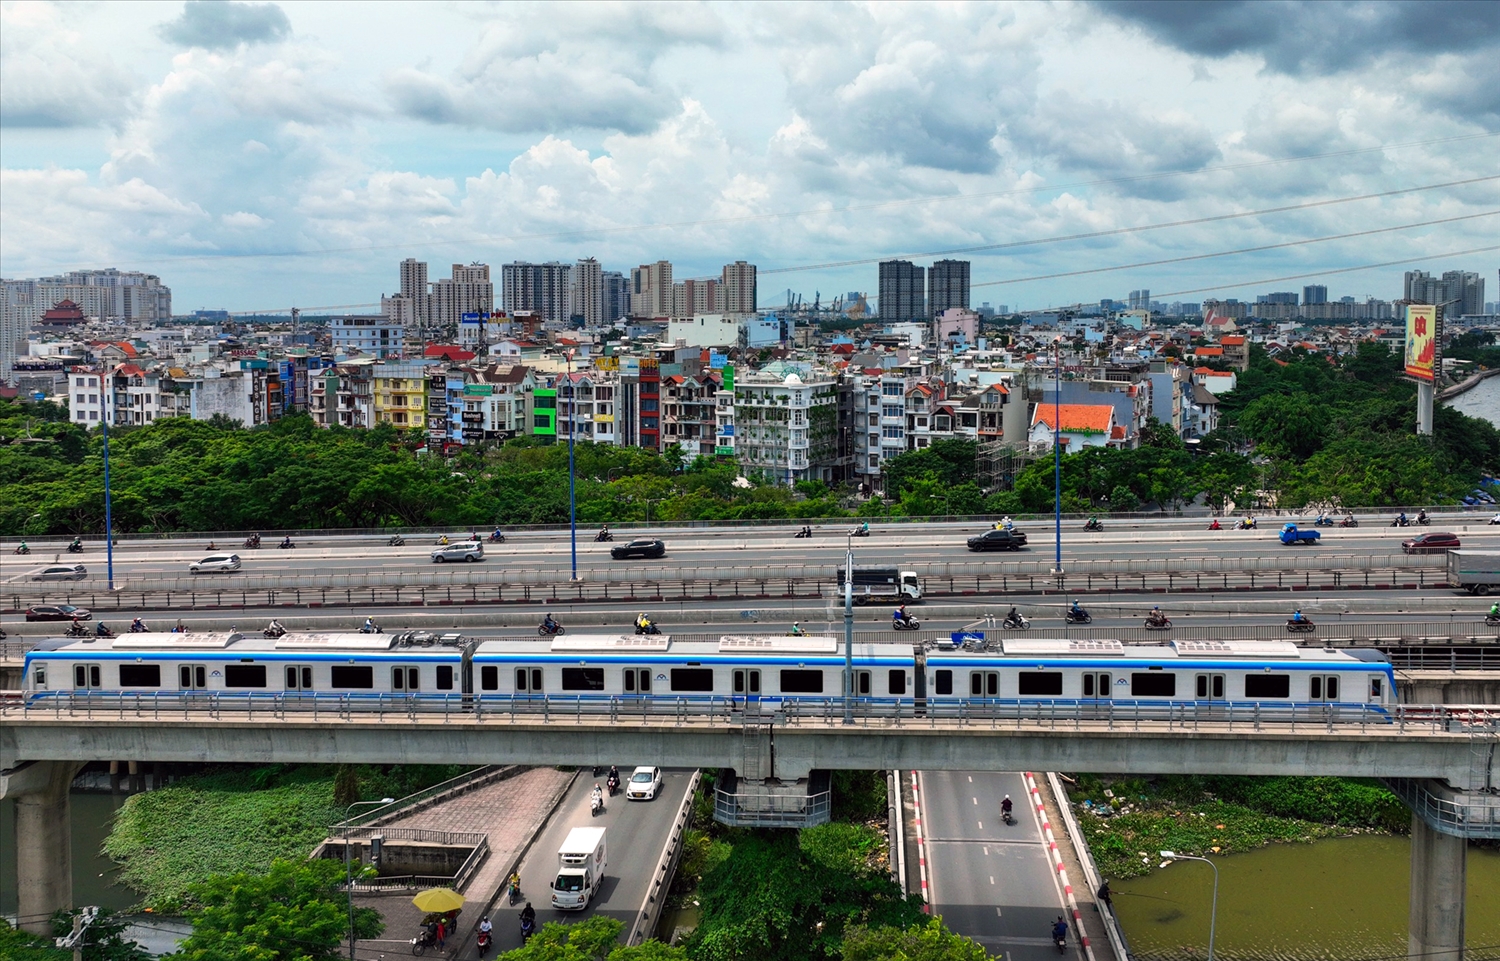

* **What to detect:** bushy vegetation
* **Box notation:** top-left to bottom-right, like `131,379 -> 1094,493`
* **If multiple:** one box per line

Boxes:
498,916 -> 687,961
102,763 -> 469,910
0,911 -> 149,961
1070,774 -> 1410,880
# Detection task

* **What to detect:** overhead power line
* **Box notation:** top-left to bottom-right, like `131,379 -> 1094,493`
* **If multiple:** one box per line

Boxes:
762,175 -> 1500,274
1148,244 -> 1500,299
969,209 -> 1500,289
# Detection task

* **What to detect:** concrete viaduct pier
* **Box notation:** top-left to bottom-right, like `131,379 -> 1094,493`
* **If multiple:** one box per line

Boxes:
4,709 -> 1498,953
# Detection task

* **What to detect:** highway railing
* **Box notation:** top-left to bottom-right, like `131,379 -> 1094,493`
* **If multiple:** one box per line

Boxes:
9,690 -> 1499,734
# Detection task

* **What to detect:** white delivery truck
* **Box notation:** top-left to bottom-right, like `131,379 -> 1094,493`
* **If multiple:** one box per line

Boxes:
551,826 -> 607,911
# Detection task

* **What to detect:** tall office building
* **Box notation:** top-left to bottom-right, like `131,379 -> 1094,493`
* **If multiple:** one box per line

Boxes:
0,269 -> 172,326
570,258 -> 604,326
1443,270 -> 1485,317
1128,289 -> 1151,310
928,259 -> 970,315
500,261 -> 571,325
603,271 -> 629,323
672,278 -> 722,317
1303,285 -> 1328,305
1257,292 -> 1298,305
878,260 -> 926,321
630,261 -> 673,317
430,263 -> 494,327
720,261 -> 757,314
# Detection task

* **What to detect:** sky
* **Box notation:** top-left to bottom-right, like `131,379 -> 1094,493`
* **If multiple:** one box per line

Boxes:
1,0 -> 1497,315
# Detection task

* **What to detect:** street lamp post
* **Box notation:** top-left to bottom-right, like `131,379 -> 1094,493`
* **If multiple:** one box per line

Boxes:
843,535 -> 854,724
344,798 -> 395,961
566,351 -> 578,581
1053,339 -> 1063,578
1160,851 -> 1218,960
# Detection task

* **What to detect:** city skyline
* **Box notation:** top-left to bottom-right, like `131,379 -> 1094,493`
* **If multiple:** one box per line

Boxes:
2,1 -> 1497,312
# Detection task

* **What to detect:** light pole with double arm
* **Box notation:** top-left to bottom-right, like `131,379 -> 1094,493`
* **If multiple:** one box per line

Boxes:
1160,851 -> 1218,960
345,797 -> 395,961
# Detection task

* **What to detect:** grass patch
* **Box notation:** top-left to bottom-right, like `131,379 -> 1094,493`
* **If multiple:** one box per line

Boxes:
1070,775 -> 1409,880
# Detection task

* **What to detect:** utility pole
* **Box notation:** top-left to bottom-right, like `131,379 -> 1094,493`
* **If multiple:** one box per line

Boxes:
56,906 -> 98,961
103,366 -> 116,591
843,536 -> 854,724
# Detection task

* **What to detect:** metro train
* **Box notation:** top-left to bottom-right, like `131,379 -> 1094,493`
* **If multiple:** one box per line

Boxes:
19,631 -> 1398,715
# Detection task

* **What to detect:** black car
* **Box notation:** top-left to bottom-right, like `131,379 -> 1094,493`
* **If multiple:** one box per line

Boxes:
966,529 -> 1028,552
26,603 -> 92,622
611,538 -> 667,560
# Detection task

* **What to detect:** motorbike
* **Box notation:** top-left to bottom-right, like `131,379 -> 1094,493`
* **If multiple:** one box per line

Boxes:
1416,513 -> 1431,525
13,545 -> 30,554
1314,515 -> 1334,527
607,772 -> 620,796
520,915 -> 536,942
243,536 -> 261,549
594,530 -> 614,543
387,534 -> 406,546
1391,516 -> 1410,527
1001,806 -> 1016,827
591,791 -> 604,817
1339,516 -> 1359,528
1485,614 -> 1500,627
264,626 -> 286,639
1083,520 -> 1103,532
278,540 -> 297,549
410,925 -> 437,956
1207,520 -> 1222,530
358,623 -> 383,635
538,621 -> 565,636
893,616 -> 921,631
1002,613 -> 1031,630
793,526 -> 813,538
65,624 -> 91,638
635,621 -> 662,636
849,527 -> 870,537
488,531 -> 506,543
66,542 -> 84,553
1065,608 -> 1092,625
476,929 -> 492,957
1286,618 -> 1316,634
1053,928 -> 1067,954
1234,518 -> 1257,530
1144,615 -> 1173,631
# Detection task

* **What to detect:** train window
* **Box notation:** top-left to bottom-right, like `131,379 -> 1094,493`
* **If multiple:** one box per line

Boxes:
436,666 -> 454,691
1369,677 -> 1382,699
33,665 -> 47,689
392,667 -> 419,692
285,666 -> 313,691
970,672 -> 999,697
1195,674 -> 1225,700
1018,672 -> 1062,696
1244,674 -> 1290,698
1310,675 -> 1340,701
780,670 -> 824,694
224,665 -> 267,688
1082,673 -> 1111,698
119,665 -> 162,688
481,666 -> 498,691
733,670 -> 761,694
180,665 -> 207,689
1131,672 -> 1177,697
331,666 -> 374,689
562,668 -> 605,691
854,671 -> 872,696
888,670 -> 907,695
670,668 -> 715,692
74,664 -> 101,689
934,670 -> 953,695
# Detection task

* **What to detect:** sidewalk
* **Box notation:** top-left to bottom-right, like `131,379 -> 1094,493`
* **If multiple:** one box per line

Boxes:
1035,774 -> 1123,961
353,766 -> 575,959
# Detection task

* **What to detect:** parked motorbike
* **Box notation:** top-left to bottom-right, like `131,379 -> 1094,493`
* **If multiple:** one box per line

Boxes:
1002,613 -> 1031,630
1144,615 -> 1173,631
387,534 -> 406,546
1286,618 -> 1316,634
410,924 -> 437,956
893,616 -> 921,631
538,621 -> 565,636
1065,608 -> 1093,625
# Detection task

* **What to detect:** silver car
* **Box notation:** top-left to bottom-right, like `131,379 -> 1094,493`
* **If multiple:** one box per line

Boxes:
189,553 -> 242,574
431,541 -> 484,563
33,564 -> 88,582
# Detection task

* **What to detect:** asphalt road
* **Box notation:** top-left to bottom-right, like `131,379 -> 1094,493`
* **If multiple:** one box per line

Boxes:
6,516 -> 1500,586
920,771 -> 1072,961
492,768 -> 692,953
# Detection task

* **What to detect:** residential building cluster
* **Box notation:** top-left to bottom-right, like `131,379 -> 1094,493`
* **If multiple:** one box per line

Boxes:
4,258 -> 1496,494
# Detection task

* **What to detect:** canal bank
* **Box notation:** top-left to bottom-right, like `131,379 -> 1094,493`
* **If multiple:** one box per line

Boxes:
1445,370 -> 1500,428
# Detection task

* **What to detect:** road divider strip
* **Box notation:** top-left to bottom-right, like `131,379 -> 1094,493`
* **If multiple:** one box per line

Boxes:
1025,771 -> 1095,961
911,771 -> 931,913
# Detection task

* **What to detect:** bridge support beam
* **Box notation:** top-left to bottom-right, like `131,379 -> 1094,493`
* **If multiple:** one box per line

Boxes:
1410,812 -> 1465,961
1,760 -> 85,934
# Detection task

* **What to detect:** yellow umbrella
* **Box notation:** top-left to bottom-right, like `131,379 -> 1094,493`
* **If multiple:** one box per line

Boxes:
412,888 -> 465,913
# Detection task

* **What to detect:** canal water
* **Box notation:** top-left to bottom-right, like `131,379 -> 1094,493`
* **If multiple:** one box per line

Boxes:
1114,835 -> 1500,959
1446,374 -> 1500,429
0,793 -> 140,917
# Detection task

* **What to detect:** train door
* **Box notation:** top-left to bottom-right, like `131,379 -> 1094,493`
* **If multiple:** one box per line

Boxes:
733,668 -> 761,707
178,664 -> 208,692
1082,672 -> 1112,699
850,670 -> 872,701
284,664 -> 314,694
623,668 -> 652,698
1194,673 -> 1226,701
1368,674 -> 1386,706
73,663 -> 102,691
912,647 -> 927,716
391,666 -> 420,695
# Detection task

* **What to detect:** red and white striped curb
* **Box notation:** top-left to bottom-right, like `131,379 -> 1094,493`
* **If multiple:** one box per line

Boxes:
910,770 -> 931,913
1025,771 -> 1095,961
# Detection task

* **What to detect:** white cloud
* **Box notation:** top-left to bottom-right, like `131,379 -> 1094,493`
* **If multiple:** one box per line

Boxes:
221,211 -> 270,228
0,2 -> 139,127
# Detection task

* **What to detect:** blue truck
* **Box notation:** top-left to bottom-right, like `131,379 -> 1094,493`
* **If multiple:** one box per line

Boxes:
1279,523 -> 1321,545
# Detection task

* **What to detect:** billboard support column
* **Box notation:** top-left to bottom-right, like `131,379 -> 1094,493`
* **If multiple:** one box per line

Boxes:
1416,381 -> 1434,436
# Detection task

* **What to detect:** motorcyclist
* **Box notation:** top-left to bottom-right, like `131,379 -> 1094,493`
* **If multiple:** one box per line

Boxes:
1001,515 -> 1014,531
280,535 -> 293,548
1148,605 -> 1165,625
95,621 -> 111,637
1001,794 -> 1014,818
362,616 -> 377,633
1344,513 -> 1356,526
893,604 -> 910,625
861,521 -> 870,534
1052,917 -> 1069,943
1397,512 -> 1408,527
1006,606 -> 1019,625
1086,515 -> 1100,530
479,916 -> 492,937
16,540 -> 28,553
597,525 -> 611,542
130,617 -> 147,633
543,612 -> 559,633
1208,518 -> 1221,530
509,873 -> 521,901
491,527 -> 504,540
1070,600 -> 1085,619
71,536 -> 83,550
1489,601 -> 1499,618
438,534 -> 449,545
789,621 -> 806,636
519,902 -> 536,928
267,619 -> 285,637
1291,608 -> 1305,623
1417,509 -> 1429,524
636,612 -> 650,632
591,783 -> 604,810
70,616 -> 84,635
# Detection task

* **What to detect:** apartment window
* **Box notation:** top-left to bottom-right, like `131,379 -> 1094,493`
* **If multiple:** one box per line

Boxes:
76,394 -> 85,404
882,405 -> 902,418
883,426 -> 903,439
882,384 -> 903,396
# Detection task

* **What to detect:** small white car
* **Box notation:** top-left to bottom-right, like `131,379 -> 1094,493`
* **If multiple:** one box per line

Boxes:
189,554 -> 242,574
625,765 -> 663,801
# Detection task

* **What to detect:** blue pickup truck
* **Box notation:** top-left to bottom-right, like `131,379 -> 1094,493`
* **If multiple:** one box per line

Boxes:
1279,523 -> 1321,545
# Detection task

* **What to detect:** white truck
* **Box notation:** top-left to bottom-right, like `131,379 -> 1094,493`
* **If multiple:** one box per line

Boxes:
1447,550 -> 1500,595
551,826 -> 607,911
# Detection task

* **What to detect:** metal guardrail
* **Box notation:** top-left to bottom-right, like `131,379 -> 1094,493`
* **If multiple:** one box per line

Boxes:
329,827 -> 489,893
713,783 -> 832,827
1385,777 -> 1500,839
629,770 -> 701,946
0,564 -> 1452,615
334,765 -> 506,831
14,690 -> 1493,734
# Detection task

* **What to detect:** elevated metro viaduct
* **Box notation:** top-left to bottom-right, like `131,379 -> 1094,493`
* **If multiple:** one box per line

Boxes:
4,709 -> 1497,960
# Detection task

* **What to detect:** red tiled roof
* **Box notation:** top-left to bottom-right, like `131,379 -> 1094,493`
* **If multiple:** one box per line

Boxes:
1195,346 -> 1225,356
1110,425 -> 1126,440
424,345 -> 476,362
1219,335 -> 1246,346
1031,403 -> 1113,432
